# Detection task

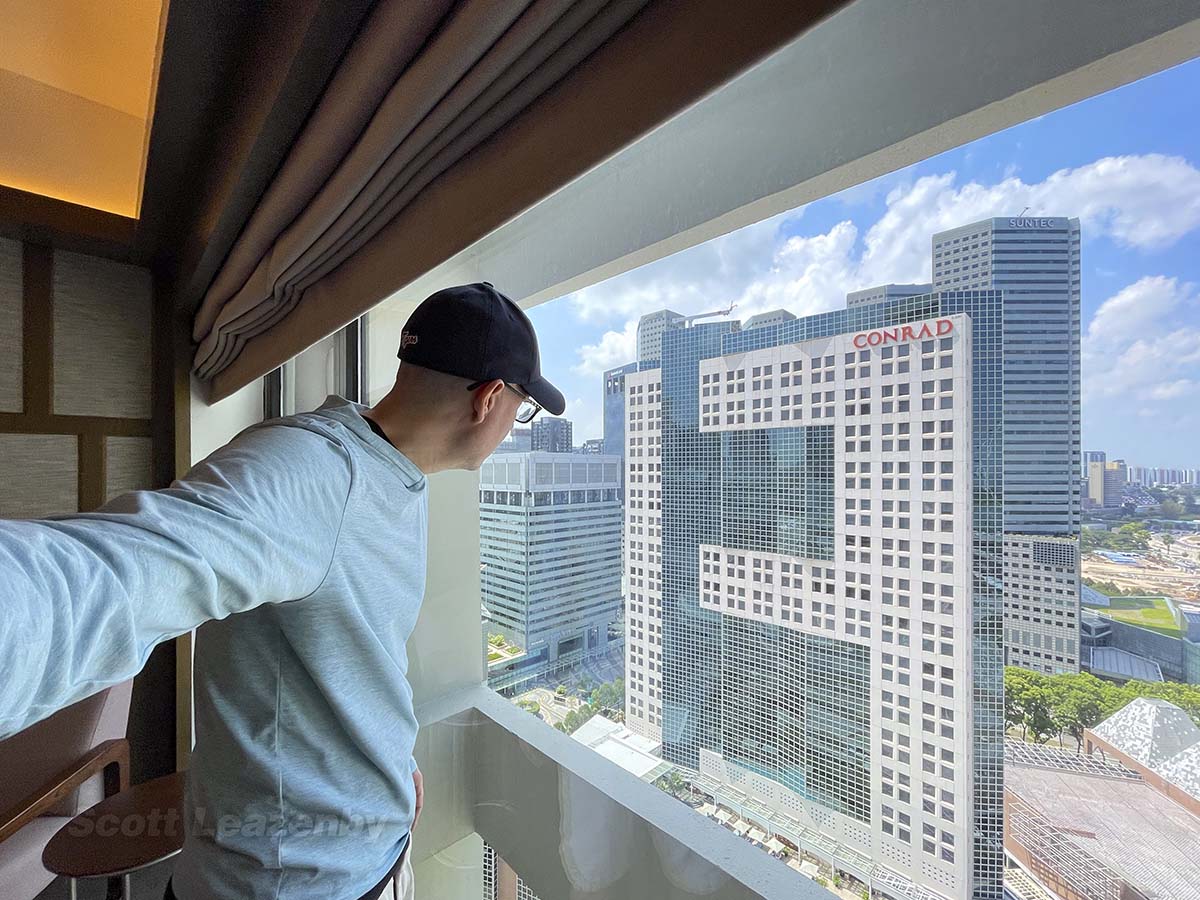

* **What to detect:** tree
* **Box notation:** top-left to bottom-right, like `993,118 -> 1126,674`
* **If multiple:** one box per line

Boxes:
1160,500 -> 1184,521
558,705 -> 598,735
654,770 -> 688,801
555,684 -> 568,697
1083,578 -> 1131,598
1004,668 -> 1046,740
1115,522 -> 1151,551
1049,674 -> 1108,751
1082,524 -> 1151,555
591,678 -> 625,713
1005,667 -> 1200,751
1022,686 -> 1059,744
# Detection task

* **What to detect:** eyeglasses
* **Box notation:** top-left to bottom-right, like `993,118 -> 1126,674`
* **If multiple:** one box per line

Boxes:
467,381 -> 543,423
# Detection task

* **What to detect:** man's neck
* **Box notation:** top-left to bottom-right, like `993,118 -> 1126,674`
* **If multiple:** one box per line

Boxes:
362,405 -> 449,474
362,411 -> 396,449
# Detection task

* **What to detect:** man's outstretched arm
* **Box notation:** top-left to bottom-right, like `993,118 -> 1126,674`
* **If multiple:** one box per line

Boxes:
0,422 -> 352,739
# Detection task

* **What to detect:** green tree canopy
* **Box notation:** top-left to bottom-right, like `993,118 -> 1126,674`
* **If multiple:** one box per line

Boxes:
1005,667 -> 1200,750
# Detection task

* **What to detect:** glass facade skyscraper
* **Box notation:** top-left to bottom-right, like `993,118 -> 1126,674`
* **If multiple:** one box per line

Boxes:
933,217 -> 1081,675
629,292 -> 1004,900
603,362 -> 638,456
530,417 -> 573,453
480,452 -> 622,690
933,217 -> 1080,533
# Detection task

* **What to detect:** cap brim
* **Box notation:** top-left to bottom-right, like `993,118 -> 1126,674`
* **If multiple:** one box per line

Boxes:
523,375 -> 566,416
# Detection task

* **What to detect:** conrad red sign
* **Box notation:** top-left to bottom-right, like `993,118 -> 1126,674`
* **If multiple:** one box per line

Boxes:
852,318 -> 954,349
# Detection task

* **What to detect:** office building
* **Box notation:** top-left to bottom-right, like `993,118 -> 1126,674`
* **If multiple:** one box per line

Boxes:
1083,449 -> 1106,478
495,426 -> 532,454
846,283 -> 932,308
578,438 -> 604,454
482,844 -> 539,900
1142,466 -> 1200,486
1088,459 -> 1127,508
603,362 -> 639,455
631,291 -> 1004,900
531,417 -> 573,453
743,309 -> 797,329
933,216 -> 1081,675
480,452 -> 622,686
933,217 -> 1080,532
1002,535 -> 1080,671
625,366 -> 664,742
636,309 -> 685,364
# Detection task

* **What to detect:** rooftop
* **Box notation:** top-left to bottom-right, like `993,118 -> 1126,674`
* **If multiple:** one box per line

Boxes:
1157,742 -> 1200,799
1087,646 -> 1165,682
570,715 -> 667,781
1092,697 -> 1200,768
1008,760 -> 1200,900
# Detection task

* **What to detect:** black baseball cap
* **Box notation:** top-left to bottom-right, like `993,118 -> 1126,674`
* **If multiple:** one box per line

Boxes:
397,282 -> 566,415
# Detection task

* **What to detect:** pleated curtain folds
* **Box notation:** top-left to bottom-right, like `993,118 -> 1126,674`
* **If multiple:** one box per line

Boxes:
190,0 -> 840,397
192,0 -> 648,380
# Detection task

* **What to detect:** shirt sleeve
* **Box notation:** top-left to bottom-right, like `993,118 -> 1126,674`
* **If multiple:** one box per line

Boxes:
0,421 -> 353,739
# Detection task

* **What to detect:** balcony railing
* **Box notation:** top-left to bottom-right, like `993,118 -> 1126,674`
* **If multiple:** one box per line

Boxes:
412,685 -> 837,899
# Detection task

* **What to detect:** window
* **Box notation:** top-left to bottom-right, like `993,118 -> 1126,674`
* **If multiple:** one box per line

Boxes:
327,49 -> 1200,900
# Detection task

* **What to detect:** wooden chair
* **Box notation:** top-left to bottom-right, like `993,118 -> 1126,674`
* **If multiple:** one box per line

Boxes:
0,683 -> 133,899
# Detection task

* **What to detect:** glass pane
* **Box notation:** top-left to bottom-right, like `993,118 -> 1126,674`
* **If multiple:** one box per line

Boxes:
358,61 -> 1200,900
283,330 -> 345,415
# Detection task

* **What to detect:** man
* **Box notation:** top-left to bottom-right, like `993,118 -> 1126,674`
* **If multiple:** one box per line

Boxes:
0,283 -> 564,899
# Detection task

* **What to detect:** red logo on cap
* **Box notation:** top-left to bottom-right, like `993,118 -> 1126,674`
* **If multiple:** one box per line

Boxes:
401,331 -> 419,349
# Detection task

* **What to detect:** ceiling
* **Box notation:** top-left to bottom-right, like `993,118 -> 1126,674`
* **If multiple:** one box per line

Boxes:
0,0 -> 165,217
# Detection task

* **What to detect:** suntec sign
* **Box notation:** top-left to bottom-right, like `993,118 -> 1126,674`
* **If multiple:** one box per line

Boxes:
852,318 -> 954,349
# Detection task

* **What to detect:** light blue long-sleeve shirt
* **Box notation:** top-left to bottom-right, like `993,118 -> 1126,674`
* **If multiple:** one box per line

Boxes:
0,397 -> 428,898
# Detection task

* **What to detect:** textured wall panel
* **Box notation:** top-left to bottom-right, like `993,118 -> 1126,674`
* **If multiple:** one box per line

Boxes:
0,238 -> 21,412
53,250 -> 152,418
0,434 -> 78,517
105,435 -> 154,502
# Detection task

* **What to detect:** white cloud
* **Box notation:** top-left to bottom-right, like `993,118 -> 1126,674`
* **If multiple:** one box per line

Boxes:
573,319 -> 638,377
571,153 -> 1200,375
1082,277 -> 1200,418
568,208 -> 796,325
568,153 -> 1200,456
1148,379 -> 1199,400
1084,275 -> 1191,355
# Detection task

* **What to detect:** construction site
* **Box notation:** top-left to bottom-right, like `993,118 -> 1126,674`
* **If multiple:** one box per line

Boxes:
1082,532 -> 1200,601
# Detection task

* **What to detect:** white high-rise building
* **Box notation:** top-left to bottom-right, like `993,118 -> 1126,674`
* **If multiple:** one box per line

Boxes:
479,452 -> 623,691
636,309 -> 685,364
629,308 -> 983,899
847,283 -> 932,308
624,368 -> 663,742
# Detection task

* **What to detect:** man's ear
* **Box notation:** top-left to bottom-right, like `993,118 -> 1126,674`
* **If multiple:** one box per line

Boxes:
471,379 -> 506,424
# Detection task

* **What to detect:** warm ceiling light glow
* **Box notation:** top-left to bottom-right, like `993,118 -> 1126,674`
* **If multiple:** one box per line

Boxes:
0,0 -> 165,217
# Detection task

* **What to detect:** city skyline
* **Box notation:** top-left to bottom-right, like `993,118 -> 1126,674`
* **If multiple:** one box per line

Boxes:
528,57 -> 1200,464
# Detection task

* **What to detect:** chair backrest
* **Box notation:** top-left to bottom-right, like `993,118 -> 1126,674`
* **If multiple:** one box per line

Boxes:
0,681 -> 133,819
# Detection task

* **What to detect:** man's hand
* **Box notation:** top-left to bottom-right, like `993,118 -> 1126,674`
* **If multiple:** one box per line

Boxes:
412,767 -> 424,831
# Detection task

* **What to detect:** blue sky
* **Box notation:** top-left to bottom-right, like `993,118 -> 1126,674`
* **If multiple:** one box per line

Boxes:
529,57 -> 1200,465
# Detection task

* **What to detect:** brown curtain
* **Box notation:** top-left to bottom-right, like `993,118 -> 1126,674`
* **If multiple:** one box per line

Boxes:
193,0 -> 843,399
